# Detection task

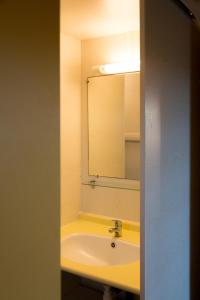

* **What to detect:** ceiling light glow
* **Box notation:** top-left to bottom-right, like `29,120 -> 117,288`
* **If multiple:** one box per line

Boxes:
99,60 -> 140,74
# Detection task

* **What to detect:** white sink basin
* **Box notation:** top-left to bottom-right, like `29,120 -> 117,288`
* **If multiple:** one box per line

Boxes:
61,233 -> 139,266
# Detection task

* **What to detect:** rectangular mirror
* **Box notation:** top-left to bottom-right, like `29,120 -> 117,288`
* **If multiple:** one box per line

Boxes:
86,71 -> 140,189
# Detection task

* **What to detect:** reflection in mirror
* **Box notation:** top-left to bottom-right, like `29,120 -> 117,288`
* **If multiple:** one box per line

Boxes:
87,72 -> 140,181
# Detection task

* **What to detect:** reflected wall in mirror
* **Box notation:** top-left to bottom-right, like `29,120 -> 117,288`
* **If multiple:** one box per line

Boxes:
88,72 -> 140,181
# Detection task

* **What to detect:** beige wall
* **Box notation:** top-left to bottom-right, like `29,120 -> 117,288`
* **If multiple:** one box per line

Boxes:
82,31 -> 140,73
0,1 -> 60,299
60,33 -> 81,225
81,185 -> 140,222
81,32 -> 140,222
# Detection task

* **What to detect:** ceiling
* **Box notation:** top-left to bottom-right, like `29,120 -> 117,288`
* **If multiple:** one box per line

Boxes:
61,0 -> 140,39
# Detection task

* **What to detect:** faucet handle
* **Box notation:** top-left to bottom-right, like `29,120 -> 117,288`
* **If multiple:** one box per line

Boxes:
109,219 -> 122,237
112,219 -> 122,227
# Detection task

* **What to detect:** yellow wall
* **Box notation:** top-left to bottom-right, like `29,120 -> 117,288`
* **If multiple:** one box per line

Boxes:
0,1 -> 60,299
60,33 -> 81,225
81,32 -> 140,222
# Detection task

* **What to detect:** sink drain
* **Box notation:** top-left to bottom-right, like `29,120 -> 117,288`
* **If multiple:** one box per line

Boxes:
111,242 -> 116,248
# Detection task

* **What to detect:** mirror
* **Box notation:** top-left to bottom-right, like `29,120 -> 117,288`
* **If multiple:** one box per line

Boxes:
87,72 -> 140,183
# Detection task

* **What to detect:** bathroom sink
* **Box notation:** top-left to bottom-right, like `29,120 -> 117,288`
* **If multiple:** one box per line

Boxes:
61,233 -> 139,266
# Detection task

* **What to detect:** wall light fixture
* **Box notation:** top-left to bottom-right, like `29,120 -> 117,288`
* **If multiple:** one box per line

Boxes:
99,60 -> 140,75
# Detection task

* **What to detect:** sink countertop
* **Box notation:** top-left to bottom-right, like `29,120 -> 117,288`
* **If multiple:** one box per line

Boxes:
61,213 -> 140,294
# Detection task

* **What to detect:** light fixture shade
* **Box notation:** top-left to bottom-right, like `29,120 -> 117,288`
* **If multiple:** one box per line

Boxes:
99,60 -> 140,74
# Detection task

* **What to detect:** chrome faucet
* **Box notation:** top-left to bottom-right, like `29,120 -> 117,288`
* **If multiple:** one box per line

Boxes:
108,220 -> 122,237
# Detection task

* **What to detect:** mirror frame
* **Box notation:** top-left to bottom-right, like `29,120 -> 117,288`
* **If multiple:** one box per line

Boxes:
82,72 -> 140,190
